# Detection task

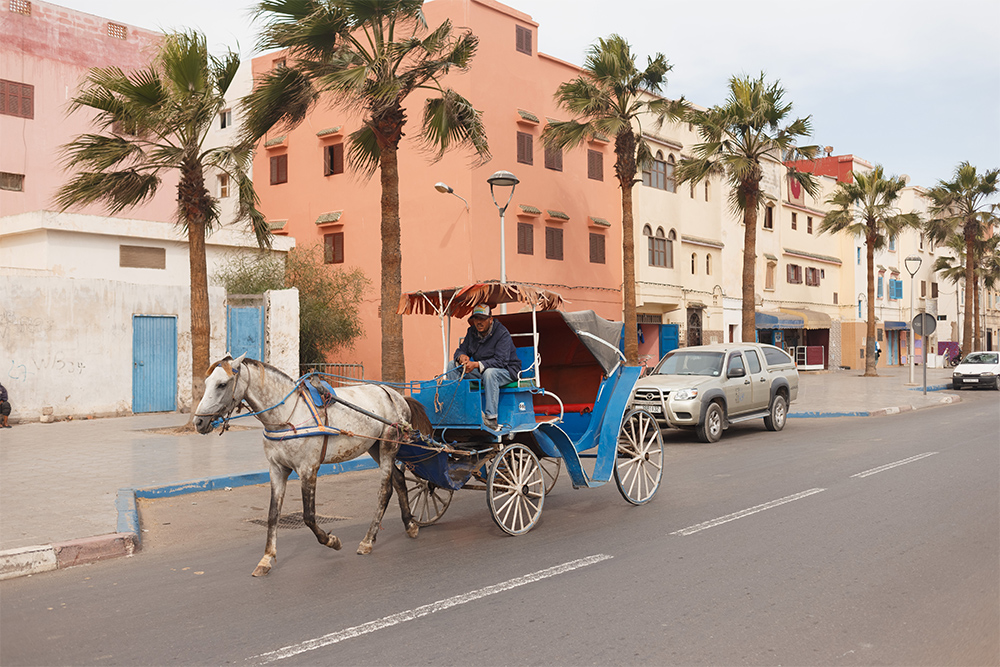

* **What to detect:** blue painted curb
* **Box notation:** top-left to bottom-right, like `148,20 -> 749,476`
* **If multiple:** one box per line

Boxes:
116,458 -> 379,545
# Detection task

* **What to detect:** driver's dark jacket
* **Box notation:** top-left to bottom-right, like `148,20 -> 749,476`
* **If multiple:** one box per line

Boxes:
454,320 -> 521,378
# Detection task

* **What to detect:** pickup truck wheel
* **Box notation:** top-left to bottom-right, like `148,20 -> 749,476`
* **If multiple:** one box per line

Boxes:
764,394 -> 787,431
697,402 -> 724,443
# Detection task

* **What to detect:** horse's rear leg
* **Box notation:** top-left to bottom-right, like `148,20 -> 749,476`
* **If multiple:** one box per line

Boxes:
359,440 -> 403,555
300,468 -> 342,551
253,463 -> 291,577
369,444 -> 418,539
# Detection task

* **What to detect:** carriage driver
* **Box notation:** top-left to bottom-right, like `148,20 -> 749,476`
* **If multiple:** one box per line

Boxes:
452,304 -> 521,431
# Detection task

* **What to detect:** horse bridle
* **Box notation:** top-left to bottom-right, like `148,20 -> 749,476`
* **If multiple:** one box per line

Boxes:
196,359 -> 249,431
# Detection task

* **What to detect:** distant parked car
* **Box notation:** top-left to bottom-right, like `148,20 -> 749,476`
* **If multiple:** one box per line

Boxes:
951,351 -> 1000,390
628,343 -> 799,443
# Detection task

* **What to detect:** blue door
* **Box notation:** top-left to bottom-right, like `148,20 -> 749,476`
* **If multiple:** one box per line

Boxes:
227,304 -> 264,361
659,323 -> 679,360
133,315 -> 177,413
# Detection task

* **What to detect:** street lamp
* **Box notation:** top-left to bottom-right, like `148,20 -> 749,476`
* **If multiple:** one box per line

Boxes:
904,254 -> 922,384
487,170 -> 519,312
434,181 -> 468,209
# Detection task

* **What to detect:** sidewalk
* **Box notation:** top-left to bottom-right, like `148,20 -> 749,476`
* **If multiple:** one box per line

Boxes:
0,365 -> 962,579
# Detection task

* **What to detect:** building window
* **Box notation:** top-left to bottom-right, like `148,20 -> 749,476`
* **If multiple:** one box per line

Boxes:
763,205 -> 774,229
0,79 -> 34,119
545,226 -> 563,260
689,182 -> 695,199
690,253 -> 697,274
10,0 -> 31,15
515,25 -> 532,55
544,144 -> 562,171
643,151 -> 666,190
588,149 -> 603,181
324,232 -> 344,264
120,245 -> 165,269
888,236 -> 896,252
516,131 -> 533,165
324,143 -> 344,175
787,264 -> 803,284
704,181 -> 710,202
219,109 -> 232,129
857,247 -> 862,265
665,155 -> 676,193
645,225 -> 665,267
833,292 -> 839,304
877,274 -> 884,298
589,233 -> 605,264
921,280 -> 926,298
805,267 -> 821,286
889,277 -> 902,300
0,172 -> 24,192
765,262 -> 776,290
270,154 -> 288,185
218,173 -> 230,198
272,57 -> 286,69
107,22 -> 127,40
666,229 -> 675,268
706,254 -> 712,275
931,282 -> 938,298
517,222 -> 533,255
791,212 -> 797,230
807,216 -> 813,234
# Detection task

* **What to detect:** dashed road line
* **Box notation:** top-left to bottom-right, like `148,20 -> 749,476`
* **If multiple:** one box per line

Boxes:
670,488 -> 826,536
850,451 -> 938,478
248,554 -> 613,664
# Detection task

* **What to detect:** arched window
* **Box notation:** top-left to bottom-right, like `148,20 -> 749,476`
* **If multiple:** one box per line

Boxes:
643,151 -> 667,190
649,226 -> 667,267
666,155 -> 676,193
666,229 -> 676,269
691,252 -> 697,274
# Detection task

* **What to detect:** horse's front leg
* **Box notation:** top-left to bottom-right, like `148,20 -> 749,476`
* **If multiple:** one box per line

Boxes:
300,465 -> 342,551
358,439 -> 402,555
253,463 -> 291,577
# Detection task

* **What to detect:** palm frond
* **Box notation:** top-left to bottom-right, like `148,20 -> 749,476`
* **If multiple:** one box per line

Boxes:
55,170 -> 161,214
419,88 -> 490,162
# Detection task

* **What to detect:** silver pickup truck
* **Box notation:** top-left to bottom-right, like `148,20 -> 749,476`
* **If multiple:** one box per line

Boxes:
629,343 -> 799,443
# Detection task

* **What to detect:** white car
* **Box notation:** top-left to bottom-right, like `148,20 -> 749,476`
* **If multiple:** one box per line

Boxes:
951,351 -> 1000,390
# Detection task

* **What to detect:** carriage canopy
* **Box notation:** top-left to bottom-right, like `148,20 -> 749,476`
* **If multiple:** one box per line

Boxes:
397,281 -> 564,319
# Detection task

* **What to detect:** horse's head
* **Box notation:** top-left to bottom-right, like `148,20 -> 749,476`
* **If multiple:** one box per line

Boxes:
193,353 -> 248,434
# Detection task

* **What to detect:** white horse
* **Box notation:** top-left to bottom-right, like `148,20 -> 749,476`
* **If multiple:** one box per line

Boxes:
193,354 -> 431,576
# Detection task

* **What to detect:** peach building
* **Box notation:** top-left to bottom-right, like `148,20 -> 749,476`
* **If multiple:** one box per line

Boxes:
253,0 -> 624,382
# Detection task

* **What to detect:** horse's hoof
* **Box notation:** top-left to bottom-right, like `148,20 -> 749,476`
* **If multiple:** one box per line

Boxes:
326,535 -> 342,550
357,542 -> 373,555
252,564 -> 271,577
406,521 -> 419,539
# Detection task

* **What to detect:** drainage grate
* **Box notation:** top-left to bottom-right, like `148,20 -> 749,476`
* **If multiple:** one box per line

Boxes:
246,511 -> 349,529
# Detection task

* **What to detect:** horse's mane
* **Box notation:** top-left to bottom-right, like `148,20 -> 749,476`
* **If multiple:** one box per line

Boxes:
240,357 -> 296,384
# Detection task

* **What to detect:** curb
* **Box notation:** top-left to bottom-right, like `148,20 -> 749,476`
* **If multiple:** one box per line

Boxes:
0,458 -> 377,581
789,388 -> 960,419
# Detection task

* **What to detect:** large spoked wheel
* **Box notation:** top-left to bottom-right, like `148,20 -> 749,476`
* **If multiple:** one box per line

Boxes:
614,409 -> 664,505
487,444 -> 545,536
403,466 -> 453,527
539,457 -> 561,494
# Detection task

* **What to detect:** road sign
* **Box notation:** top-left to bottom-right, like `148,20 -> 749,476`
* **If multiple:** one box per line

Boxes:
912,312 -> 937,336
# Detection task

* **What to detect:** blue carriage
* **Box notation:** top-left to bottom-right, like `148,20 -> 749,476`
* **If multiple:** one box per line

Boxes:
397,282 -> 664,535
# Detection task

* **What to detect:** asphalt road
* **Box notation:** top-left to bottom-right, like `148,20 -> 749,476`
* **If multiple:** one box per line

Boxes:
2,392 -> 998,666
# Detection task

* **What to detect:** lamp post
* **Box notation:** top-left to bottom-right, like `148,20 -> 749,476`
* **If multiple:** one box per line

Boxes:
904,254 -> 922,384
434,181 -> 468,209
487,170 -> 519,313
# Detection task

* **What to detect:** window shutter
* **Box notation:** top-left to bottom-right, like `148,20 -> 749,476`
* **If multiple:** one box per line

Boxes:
517,132 -> 533,165
589,233 -> 605,264
787,264 -> 794,283
325,232 -> 344,264
544,145 -> 562,171
545,227 -> 563,260
588,149 -> 603,180
517,222 -> 533,255
332,143 -> 344,174
270,154 -> 287,184
515,25 -> 532,55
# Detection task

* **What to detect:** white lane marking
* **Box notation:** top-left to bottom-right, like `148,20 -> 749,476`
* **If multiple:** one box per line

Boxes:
670,488 -> 826,536
248,554 -> 613,664
851,451 -> 938,479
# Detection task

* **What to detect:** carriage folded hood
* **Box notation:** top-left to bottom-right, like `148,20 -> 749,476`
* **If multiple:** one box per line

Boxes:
558,310 -> 624,376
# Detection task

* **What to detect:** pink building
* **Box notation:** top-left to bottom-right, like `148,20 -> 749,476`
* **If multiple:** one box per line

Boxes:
253,0 -> 624,382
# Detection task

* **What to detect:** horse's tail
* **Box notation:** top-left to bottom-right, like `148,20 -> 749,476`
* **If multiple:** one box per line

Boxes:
404,396 -> 433,436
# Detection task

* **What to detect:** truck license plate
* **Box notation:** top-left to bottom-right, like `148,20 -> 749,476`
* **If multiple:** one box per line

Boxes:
642,404 -> 662,413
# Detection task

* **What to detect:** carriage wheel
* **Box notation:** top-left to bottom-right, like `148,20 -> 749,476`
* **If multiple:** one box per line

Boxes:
487,444 -> 545,536
539,457 -> 561,494
403,466 -> 453,527
614,409 -> 664,505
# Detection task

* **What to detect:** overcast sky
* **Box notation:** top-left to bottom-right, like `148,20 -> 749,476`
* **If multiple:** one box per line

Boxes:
54,0 -> 1000,190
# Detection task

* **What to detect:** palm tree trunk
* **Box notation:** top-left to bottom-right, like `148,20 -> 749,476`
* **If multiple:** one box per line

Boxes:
973,276 -> 981,351
621,182 -> 638,365
179,158 -> 213,414
741,185 -> 759,343
379,141 -> 405,384
865,234 -> 878,376
962,229 -> 975,355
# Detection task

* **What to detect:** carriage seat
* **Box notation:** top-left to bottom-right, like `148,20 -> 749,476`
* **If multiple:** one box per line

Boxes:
501,346 -> 537,390
534,403 -> 594,416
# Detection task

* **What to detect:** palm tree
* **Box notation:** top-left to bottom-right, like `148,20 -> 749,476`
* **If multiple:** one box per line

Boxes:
937,226 -> 1000,352
56,30 -> 270,411
924,162 -> 1000,355
818,166 -> 921,376
677,73 -> 819,343
242,0 -> 490,383
542,34 -> 686,365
